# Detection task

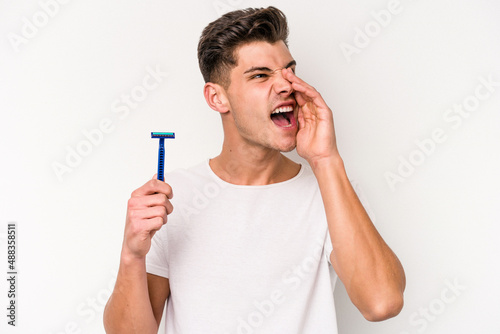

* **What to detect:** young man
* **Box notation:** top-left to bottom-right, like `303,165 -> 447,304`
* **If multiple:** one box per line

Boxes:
104,7 -> 405,334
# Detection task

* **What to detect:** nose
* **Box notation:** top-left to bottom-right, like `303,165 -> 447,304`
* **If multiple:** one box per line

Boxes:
273,69 -> 293,96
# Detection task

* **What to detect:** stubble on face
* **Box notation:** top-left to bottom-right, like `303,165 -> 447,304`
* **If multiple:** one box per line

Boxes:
222,41 -> 299,153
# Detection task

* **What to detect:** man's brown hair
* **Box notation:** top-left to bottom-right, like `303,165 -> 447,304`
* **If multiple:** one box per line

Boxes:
197,6 -> 289,89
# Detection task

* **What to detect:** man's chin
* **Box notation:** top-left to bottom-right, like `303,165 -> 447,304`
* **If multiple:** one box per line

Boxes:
278,141 -> 297,153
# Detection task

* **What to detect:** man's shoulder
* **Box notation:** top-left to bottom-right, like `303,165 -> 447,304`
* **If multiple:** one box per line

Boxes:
293,163 -> 318,186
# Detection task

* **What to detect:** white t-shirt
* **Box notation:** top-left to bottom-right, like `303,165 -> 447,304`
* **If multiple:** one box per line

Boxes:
146,160 -> 338,334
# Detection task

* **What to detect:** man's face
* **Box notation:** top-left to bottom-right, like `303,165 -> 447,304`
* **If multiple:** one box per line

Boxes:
223,41 -> 298,153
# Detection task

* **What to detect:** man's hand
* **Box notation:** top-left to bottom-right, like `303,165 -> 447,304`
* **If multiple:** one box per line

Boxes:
282,68 -> 338,165
282,70 -> 406,321
123,177 -> 174,260
104,177 -> 172,334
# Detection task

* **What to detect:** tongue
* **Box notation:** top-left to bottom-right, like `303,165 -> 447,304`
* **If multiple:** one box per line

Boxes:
271,112 -> 291,127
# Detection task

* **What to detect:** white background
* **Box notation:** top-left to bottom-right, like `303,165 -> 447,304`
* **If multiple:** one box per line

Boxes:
1,0 -> 499,333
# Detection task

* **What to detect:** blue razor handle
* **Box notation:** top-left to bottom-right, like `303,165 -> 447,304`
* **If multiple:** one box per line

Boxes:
157,138 -> 165,181
151,132 -> 175,182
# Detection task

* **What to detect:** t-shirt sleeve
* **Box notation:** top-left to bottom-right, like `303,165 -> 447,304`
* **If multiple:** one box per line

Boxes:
324,229 -> 333,265
145,228 -> 169,278
323,229 -> 338,289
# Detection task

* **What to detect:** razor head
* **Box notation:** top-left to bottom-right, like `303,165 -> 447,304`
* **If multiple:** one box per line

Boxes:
151,132 -> 175,139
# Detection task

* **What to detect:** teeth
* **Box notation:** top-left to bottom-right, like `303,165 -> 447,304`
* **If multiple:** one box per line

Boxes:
271,105 -> 294,114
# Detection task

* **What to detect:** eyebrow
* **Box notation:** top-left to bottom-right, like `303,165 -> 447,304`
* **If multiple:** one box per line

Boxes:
243,60 -> 297,75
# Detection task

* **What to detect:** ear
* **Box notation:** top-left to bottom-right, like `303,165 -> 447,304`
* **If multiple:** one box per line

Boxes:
203,82 -> 230,114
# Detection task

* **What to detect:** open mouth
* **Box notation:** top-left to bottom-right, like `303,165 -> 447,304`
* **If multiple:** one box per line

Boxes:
270,105 -> 296,128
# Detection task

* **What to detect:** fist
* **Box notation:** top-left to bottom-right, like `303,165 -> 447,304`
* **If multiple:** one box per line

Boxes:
122,177 -> 174,259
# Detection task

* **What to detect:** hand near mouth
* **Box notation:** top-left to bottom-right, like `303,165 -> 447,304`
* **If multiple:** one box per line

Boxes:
282,68 -> 339,166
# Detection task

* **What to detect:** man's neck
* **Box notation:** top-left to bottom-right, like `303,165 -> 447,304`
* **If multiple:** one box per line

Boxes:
209,143 -> 301,186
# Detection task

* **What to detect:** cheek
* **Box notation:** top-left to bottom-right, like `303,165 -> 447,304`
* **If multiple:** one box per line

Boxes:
229,83 -> 273,120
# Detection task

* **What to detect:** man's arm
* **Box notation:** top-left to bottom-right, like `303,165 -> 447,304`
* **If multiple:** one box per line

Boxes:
103,178 -> 173,333
283,68 -> 406,321
312,157 -> 405,321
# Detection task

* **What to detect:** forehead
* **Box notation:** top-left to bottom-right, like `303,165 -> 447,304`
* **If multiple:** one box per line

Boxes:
232,41 -> 294,73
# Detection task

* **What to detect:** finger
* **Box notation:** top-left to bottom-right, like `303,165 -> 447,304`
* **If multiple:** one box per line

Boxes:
291,81 -> 325,107
283,68 -> 327,106
293,88 -> 309,107
131,179 -> 174,199
164,199 -> 174,215
133,194 -> 174,213
141,193 -> 168,207
143,216 -> 166,233
132,206 -> 168,221
282,68 -> 315,91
